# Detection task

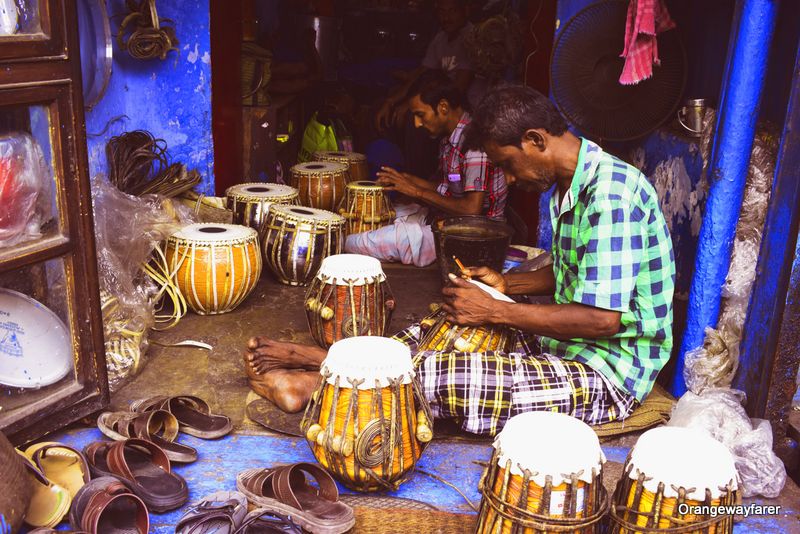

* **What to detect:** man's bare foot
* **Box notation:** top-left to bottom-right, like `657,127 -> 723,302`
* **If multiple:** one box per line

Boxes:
245,337 -> 327,375
249,369 -> 320,413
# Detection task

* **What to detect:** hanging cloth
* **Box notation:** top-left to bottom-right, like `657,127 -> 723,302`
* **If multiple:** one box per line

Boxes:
619,0 -> 676,85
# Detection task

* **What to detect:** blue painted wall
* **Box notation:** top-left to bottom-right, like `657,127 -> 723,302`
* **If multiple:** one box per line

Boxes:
84,0 -> 215,195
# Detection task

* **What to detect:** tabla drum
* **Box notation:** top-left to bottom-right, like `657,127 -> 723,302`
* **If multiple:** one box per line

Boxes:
338,181 -> 396,234
305,254 -> 395,348
290,161 -> 349,211
301,336 -> 433,492
261,205 -> 345,286
609,426 -> 739,534
313,150 -> 369,183
477,412 -> 608,533
225,183 -> 299,235
164,223 -> 261,315
419,280 -> 514,353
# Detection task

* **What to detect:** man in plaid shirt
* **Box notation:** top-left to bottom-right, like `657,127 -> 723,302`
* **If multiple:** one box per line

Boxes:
245,85 -> 674,436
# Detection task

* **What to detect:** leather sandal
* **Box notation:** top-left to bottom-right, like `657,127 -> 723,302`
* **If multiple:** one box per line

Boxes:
176,490 -> 249,534
24,442 -> 91,499
235,508 -> 304,533
130,395 -> 233,439
16,451 -> 71,528
237,463 -> 355,534
68,476 -> 148,534
97,409 -> 198,463
84,439 -> 189,513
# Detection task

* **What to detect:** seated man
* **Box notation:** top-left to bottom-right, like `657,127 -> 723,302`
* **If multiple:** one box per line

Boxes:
346,70 -> 507,266
245,85 -> 675,436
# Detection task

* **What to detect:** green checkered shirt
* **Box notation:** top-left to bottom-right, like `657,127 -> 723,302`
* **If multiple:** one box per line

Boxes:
539,138 -> 675,402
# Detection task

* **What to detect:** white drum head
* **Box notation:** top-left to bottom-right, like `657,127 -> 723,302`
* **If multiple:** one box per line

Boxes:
316,150 -> 366,162
226,183 -> 298,199
172,223 -> 257,242
271,205 -> 344,224
322,336 -> 414,389
468,279 -> 514,303
494,412 -> 604,486
629,426 -> 738,500
292,161 -> 348,175
317,254 -> 385,285
0,289 -> 72,388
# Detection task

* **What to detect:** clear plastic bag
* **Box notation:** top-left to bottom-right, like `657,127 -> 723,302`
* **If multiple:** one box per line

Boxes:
668,388 -> 787,498
683,325 -> 739,395
0,133 -> 51,248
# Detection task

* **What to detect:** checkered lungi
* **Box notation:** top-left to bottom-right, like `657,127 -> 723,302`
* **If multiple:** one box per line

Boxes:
392,322 -> 638,436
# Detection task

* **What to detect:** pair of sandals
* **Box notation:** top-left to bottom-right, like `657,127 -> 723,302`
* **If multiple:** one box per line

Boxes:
176,491 -> 303,534
98,395 -> 232,464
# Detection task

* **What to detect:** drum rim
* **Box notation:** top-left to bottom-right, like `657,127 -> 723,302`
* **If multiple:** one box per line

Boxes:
347,181 -> 385,191
268,204 -> 346,226
313,150 -> 367,163
291,161 -> 349,176
168,223 -> 259,245
225,182 -> 299,202
317,253 -> 385,282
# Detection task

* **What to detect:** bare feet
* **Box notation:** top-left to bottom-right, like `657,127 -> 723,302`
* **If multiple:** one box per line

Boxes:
248,369 -> 320,413
244,336 -> 327,376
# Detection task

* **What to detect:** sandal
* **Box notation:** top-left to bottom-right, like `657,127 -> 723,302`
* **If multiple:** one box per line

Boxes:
16,451 -> 71,528
130,395 -> 233,439
236,463 -> 355,534
235,509 -> 304,533
176,490 -> 249,534
97,409 -> 198,463
84,439 -> 189,513
68,476 -> 148,534
24,442 -> 91,499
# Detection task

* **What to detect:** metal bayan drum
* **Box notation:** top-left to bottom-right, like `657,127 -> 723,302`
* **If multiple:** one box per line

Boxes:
165,223 -> 262,315
301,337 -> 433,492
338,181 -> 395,235
477,412 -> 608,534
225,183 -> 299,235
261,204 -> 345,286
305,254 -> 395,348
313,150 -> 369,183
290,161 -> 349,211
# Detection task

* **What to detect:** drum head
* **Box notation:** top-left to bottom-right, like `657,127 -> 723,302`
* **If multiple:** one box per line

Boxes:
270,204 -> 345,225
317,254 -> 385,284
171,223 -> 257,242
322,336 -> 413,389
315,150 -> 367,162
226,182 -> 298,199
292,161 -> 349,175
0,289 -> 72,388
348,181 -> 382,190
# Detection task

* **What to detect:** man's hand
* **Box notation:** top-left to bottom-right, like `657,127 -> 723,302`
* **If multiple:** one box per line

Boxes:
462,266 -> 507,294
441,274 -> 505,326
376,167 -> 422,198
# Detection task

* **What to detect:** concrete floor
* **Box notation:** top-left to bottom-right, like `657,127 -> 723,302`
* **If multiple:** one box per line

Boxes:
78,263 -> 800,532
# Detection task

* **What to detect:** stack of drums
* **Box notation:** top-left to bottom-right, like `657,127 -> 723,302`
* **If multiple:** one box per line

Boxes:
313,150 -> 369,183
164,223 -> 261,315
305,254 -> 395,348
609,426 -> 739,533
290,161 -> 349,211
338,181 -> 396,234
302,337 -> 433,492
477,412 -> 608,533
419,280 -> 515,353
225,182 -> 299,236
261,204 -> 345,286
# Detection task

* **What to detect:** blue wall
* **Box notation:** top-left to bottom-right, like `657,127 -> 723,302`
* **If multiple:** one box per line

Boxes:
84,0 -> 215,195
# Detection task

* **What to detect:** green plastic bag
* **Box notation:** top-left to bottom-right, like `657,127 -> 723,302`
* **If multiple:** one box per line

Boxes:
298,112 -> 338,162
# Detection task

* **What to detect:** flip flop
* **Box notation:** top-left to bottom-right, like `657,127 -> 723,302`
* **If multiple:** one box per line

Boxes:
84,439 -> 189,513
175,490 -> 249,534
68,476 -> 148,534
237,463 -> 355,534
235,508 -> 304,533
130,395 -> 233,439
97,409 -> 198,463
24,442 -> 91,500
16,451 -> 71,528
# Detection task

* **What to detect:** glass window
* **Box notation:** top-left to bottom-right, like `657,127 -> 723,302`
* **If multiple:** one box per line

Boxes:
0,0 -> 43,37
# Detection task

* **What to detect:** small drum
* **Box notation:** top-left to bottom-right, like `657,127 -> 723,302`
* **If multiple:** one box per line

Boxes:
313,150 -> 369,183
261,204 -> 345,286
609,427 -> 739,534
419,280 -> 514,353
301,336 -> 433,492
477,412 -> 608,533
305,254 -> 395,348
165,223 -> 261,315
225,183 -> 299,235
290,161 -> 349,211
338,181 -> 396,234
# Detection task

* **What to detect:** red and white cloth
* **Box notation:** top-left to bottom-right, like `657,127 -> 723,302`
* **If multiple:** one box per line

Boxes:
619,0 -> 676,85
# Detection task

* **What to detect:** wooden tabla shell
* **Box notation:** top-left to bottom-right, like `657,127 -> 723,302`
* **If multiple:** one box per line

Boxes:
305,254 -> 395,348
477,412 -> 608,534
262,204 -> 345,286
338,181 -> 396,234
165,223 -> 262,315
225,183 -> 299,235
313,150 -> 369,183
290,161 -> 349,211
609,426 -> 739,534
301,337 -> 434,492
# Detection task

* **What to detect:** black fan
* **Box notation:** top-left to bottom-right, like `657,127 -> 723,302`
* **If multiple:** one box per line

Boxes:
550,0 -> 686,141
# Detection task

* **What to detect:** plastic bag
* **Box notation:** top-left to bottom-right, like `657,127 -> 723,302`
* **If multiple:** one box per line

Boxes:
0,133 -> 51,248
668,388 -> 787,498
297,112 -> 338,162
683,325 -> 739,395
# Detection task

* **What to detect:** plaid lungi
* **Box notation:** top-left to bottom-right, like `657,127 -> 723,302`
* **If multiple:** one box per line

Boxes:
392,322 -> 638,436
